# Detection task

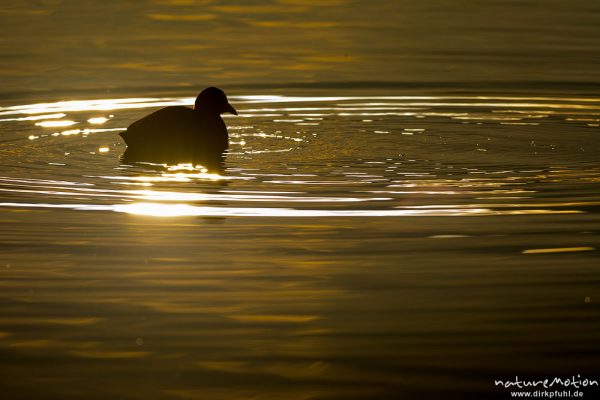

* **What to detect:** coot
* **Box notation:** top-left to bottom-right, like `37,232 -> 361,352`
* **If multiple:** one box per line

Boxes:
119,87 -> 237,164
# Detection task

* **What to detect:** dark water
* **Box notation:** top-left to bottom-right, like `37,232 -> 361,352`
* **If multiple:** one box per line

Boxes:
2,1 -> 600,399
3,0 -> 600,92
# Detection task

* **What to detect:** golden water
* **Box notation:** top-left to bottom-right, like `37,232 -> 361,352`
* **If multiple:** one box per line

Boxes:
1,88 -> 599,399
2,0 -> 600,398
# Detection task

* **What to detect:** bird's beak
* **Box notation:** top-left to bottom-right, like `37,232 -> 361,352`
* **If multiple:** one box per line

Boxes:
225,103 -> 238,115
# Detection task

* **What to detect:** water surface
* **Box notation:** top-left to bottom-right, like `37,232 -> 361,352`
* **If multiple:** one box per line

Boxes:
1,86 -> 599,399
3,0 -> 600,398
3,0 -> 600,93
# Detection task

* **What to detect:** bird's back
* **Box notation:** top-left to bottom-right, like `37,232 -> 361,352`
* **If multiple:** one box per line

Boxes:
120,106 -> 197,146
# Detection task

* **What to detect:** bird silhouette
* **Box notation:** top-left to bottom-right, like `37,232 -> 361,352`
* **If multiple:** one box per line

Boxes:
119,87 -> 237,166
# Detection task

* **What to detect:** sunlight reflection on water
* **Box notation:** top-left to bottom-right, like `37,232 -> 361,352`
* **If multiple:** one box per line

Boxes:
1,93 -> 600,218
2,1 -> 600,397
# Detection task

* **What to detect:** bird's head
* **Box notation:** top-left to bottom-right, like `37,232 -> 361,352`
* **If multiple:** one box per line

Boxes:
194,87 -> 237,115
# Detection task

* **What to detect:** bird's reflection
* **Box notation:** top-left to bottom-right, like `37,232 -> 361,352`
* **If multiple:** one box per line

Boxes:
120,149 -> 226,176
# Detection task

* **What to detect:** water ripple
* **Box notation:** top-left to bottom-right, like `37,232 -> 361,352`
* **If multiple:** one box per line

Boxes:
1,92 -> 599,217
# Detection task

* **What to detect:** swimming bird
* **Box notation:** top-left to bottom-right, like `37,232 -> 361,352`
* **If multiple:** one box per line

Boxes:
119,87 -> 237,164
